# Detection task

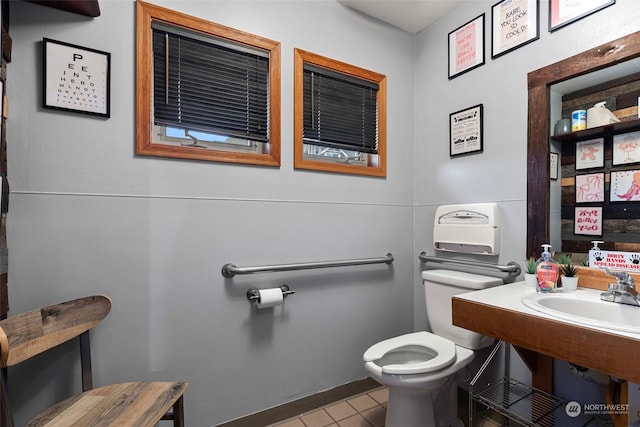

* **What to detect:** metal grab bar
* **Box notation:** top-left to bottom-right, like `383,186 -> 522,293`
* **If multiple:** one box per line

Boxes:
222,253 -> 394,278
418,251 -> 521,277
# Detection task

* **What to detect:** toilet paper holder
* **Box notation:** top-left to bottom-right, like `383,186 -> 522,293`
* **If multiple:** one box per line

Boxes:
247,285 -> 295,304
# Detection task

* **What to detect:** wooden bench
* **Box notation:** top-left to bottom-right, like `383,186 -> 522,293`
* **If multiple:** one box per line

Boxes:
0,295 -> 187,426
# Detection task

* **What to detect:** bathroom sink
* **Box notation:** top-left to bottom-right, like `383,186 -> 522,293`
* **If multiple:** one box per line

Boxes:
521,290 -> 640,334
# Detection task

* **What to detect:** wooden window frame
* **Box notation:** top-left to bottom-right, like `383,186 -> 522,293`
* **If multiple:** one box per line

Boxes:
136,1 -> 281,166
294,49 -> 387,177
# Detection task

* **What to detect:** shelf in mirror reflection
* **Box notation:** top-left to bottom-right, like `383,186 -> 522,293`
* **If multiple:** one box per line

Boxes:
551,117 -> 640,142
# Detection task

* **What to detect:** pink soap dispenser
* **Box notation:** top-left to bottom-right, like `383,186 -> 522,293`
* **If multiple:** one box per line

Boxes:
536,244 -> 559,293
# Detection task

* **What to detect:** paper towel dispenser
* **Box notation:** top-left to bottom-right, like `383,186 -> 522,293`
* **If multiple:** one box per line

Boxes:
433,203 -> 500,255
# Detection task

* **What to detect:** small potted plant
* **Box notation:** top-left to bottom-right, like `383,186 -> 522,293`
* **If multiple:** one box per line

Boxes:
524,257 -> 537,287
559,255 -> 579,292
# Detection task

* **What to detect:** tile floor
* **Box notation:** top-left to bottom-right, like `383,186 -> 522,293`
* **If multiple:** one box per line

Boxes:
268,387 -> 504,427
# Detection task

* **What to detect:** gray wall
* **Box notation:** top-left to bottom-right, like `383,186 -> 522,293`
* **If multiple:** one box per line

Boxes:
5,0 -> 640,425
7,1 -> 415,425
412,0 -> 640,383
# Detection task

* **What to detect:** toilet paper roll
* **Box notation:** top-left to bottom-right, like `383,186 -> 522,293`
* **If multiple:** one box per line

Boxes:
256,288 -> 284,309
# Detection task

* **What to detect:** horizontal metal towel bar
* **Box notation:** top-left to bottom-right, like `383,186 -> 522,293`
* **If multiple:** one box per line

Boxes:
418,251 -> 521,276
222,253 -> 394,278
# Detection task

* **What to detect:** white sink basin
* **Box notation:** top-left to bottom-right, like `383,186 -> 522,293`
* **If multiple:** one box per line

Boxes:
521,290 -> 640,334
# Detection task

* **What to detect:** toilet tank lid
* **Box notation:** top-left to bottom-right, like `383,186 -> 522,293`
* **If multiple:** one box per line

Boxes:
422,269 -> 503,290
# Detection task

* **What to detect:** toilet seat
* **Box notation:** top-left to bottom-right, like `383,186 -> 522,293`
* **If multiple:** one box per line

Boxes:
363,331 -> 456,375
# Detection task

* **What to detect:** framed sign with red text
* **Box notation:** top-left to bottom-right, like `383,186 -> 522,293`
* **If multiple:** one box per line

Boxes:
448,14 -> 485,79
549,0 -> 615,32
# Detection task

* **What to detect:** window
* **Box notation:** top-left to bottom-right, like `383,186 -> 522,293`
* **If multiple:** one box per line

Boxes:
136,1 -> 281,166
294,49 -> 386,177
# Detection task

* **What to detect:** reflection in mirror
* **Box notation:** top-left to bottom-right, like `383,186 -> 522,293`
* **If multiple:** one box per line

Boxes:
548,57 -> 640,260
527,31 -> 640,260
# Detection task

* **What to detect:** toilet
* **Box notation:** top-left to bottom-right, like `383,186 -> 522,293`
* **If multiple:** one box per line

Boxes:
363,203 -> 505,427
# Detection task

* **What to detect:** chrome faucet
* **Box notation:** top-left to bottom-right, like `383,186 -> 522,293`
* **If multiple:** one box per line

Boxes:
600,269 -> 639,307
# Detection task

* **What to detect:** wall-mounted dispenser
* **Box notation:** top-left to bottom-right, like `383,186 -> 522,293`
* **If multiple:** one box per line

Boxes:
433,203 -> 500,255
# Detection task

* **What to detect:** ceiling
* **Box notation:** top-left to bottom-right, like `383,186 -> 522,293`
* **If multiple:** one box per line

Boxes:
338,0 -> 463,34
29,0 -> 460,31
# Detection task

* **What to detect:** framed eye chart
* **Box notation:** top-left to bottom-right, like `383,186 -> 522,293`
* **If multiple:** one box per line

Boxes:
43,38 -> 111,118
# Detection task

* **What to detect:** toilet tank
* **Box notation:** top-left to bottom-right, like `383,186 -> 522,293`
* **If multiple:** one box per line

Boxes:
423,269 -> 503,350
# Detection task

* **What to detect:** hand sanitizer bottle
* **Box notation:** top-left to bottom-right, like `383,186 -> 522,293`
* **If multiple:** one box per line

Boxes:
536,244 -> 559,293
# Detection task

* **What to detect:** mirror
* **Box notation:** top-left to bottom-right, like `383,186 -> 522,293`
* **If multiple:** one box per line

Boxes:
548,58 -> 640,255
527,31 -> 640,258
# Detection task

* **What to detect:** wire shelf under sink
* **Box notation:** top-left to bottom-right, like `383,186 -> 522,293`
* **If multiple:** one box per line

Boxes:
473,378 -> 614,427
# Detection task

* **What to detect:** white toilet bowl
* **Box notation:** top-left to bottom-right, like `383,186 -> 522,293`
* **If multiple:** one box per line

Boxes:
363,267 -> 504,427
363,331 -> 474,427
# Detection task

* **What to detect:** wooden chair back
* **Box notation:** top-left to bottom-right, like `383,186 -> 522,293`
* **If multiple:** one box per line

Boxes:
0,295 -> 110,368
0,295 -> 187,426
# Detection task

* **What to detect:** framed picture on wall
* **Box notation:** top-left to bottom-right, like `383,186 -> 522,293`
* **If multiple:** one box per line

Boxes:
550,152 -> 559,180
448,14 -> 485,79
491,0 -> 539,59
610,170 -> 640,202
574,206 -> 603,236
613,132 -> 640,166
549,0 -> 615,32
575,138 -> 604,170
575,173 -> 605,203
449,104 -> 483,157
43,38 -> 111,117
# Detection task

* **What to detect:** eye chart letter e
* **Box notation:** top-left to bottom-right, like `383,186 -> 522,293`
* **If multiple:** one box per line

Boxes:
43,38 -> 111,117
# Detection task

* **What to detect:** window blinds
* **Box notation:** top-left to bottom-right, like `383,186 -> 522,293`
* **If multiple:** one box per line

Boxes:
303,64 -> 379,154
152,25 -> 270,142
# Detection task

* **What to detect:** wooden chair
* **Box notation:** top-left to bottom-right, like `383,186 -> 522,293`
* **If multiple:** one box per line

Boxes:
0,295 -> 188,426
